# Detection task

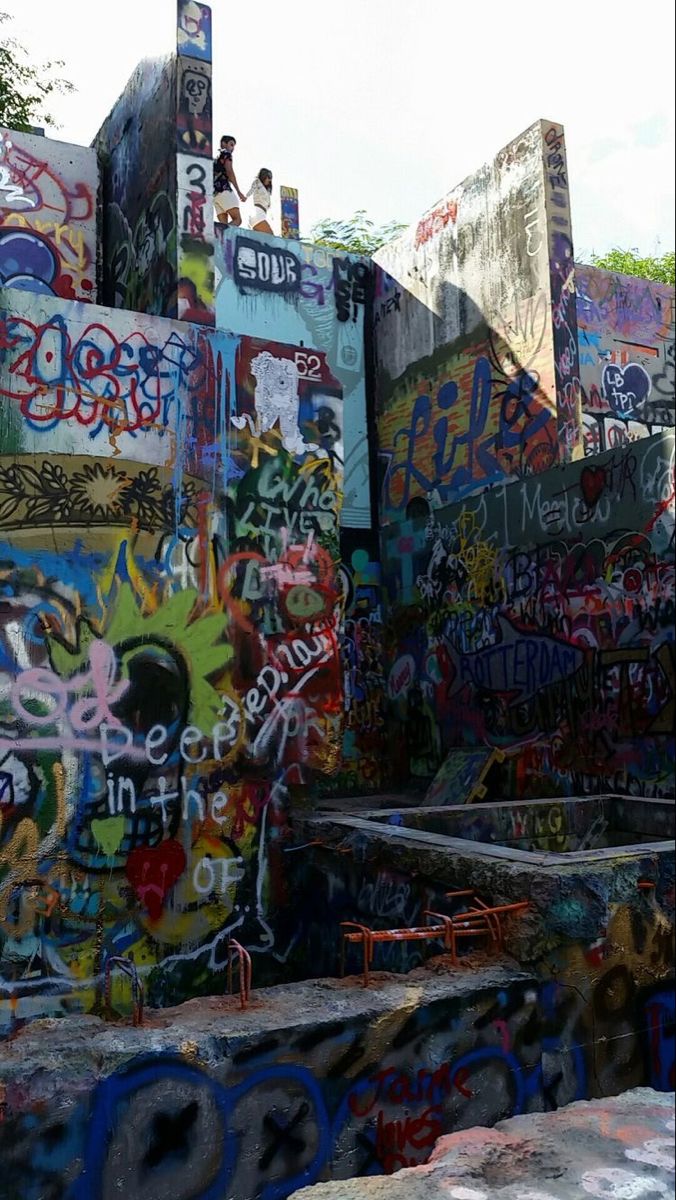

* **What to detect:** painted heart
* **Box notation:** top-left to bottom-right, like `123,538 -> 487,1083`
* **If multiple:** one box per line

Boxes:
92,816 -> 126,858
581,466 -> 606,508
601,362 -> 651,419
126,840 -> 186,921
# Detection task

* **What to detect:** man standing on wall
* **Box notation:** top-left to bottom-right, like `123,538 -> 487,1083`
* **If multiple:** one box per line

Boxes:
213,135 -> 246,225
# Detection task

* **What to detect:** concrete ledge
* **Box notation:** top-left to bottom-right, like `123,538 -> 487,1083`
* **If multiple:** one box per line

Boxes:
291,1088 -> 675,1199
1,965 -> 545,1200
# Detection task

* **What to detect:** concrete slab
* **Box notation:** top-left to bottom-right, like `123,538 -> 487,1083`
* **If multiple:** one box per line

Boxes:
290,1089 -> 675,1199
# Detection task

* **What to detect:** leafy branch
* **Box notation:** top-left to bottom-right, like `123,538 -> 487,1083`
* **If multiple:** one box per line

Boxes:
0,11 -> 74,132
310,210 -> 407,257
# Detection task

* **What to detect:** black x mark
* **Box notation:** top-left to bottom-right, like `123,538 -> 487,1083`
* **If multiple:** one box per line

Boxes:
259,1100 -> 310,1170
143,1100 -> 200,1170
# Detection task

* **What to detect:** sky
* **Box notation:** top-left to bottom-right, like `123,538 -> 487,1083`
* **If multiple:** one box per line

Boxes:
3,0 -> 674,258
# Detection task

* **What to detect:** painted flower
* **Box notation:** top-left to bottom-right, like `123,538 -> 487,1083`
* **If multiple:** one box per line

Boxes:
123,469 -> 162,526
70,462 -> 132,519
0,464 -> 24,522
26,460 -> 72,522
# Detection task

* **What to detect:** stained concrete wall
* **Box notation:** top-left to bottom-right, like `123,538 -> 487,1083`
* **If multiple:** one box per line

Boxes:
576,263 -> 675,453
373,119 -> 582,527
377,429 -> 674,796
0,126 -> 98,301
0,285 -> 347,1025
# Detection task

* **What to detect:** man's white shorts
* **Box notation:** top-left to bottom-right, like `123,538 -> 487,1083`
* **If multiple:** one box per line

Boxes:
214,190 -> 240,215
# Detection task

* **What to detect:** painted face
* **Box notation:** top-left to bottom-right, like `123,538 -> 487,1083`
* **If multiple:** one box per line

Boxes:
182,65 -> 210,117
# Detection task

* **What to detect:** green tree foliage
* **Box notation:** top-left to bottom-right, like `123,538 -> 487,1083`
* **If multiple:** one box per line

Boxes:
310,210 -> 407,257
590,247 -> 675,287
0,11 -> 74,132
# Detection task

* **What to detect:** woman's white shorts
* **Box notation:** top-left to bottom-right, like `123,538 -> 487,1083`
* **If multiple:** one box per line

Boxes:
249,205 -> 269,229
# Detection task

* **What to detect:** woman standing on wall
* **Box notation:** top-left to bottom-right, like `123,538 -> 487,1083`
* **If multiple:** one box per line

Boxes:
247,169 -> 274,235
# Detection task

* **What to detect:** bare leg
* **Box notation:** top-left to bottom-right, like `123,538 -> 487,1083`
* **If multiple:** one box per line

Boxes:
252,220 -> 274,235
228,209 -> 242,227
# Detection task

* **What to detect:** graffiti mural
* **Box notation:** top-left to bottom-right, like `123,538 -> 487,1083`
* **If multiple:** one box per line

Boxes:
177,154 -> 214,325
381,431 -> 675,795
95,58 -> 178,316
576,263 -> 675,453
176,3 -> 215,324
280,186 -> 300,240
177,56 -> 212,159
0,288 -> 345,1022
214,226 -> 372,529
374,120 -> 570,524
0,126 -> 97,301
177,0 -> 213,60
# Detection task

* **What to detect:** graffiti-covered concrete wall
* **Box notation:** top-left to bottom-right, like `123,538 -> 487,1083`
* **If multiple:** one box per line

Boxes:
0,285 -> 347,1023
214,225 -> 387,792
94,4 -> 215,324
175,1 -> 214,324
0,970 -> 545,1197
0,127 -> 98,301
95,56 -> 179,317
1,962 -> 673,1198
373,119 -> 582,526
214,226 -> 372,530
576,263 -> 675,454
380,431 -> 675,796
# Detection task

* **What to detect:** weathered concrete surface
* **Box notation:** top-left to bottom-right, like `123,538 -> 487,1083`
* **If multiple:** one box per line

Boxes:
2,962 -> 673,1198
291,1088 -> 675,1199
1,965 -> 549,1200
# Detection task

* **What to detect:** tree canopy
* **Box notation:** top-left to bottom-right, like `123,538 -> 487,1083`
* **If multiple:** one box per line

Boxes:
589,247 -> 674,287
311,212 -> 675,289
0,11 -> 74,132
310,210 -> 407,257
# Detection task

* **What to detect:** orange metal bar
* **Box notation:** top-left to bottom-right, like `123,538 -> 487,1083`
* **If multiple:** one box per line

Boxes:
227,938 -> 252,1009
339,896 -> 530,987
470,897 -> 502,949
466,900 -> 530,916
342,925 -> 453,944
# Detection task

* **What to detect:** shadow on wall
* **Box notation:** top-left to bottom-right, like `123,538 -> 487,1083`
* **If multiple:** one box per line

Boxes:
373,270 -> 558,791
374,272 -> 560,527
373,119 -> 582,530
369,120 -> 673,802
